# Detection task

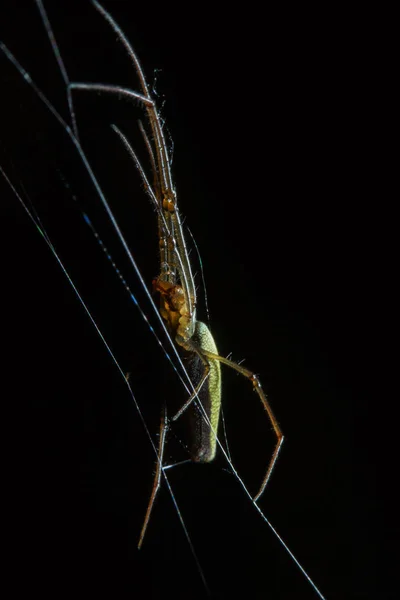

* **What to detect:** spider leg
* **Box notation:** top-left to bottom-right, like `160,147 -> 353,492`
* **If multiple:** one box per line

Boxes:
171,343 -> 211,422
138,404 -> 168,549
201,350 -> 284,502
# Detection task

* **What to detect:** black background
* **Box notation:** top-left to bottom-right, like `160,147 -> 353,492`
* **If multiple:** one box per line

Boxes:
1,2 -> 374,599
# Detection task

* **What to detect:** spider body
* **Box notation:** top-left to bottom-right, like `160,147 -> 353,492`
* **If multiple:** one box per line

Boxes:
3,0 -> 283,549
72,0 -> 284,545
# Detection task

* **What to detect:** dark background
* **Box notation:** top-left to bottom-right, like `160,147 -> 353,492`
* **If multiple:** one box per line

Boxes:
1,1 -> 373,599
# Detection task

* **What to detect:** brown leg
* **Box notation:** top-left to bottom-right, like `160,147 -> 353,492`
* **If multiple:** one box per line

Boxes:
138,405 -> 168,549
171,346 -> 210,422
201,350 -> 284,502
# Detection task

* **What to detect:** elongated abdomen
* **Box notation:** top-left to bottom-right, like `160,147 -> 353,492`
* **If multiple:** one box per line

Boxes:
185,321 -> 221,463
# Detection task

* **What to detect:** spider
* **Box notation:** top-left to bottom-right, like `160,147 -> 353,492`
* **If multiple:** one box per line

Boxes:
1,4 -> 332,599
64,0 -> 285,548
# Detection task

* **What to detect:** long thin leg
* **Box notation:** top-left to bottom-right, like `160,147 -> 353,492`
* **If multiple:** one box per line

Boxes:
138,405 -> 168,549
198,350 -> 284,502
250,375 -> 284,501
177,349 -> 284,502
171,344 -> 211,422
